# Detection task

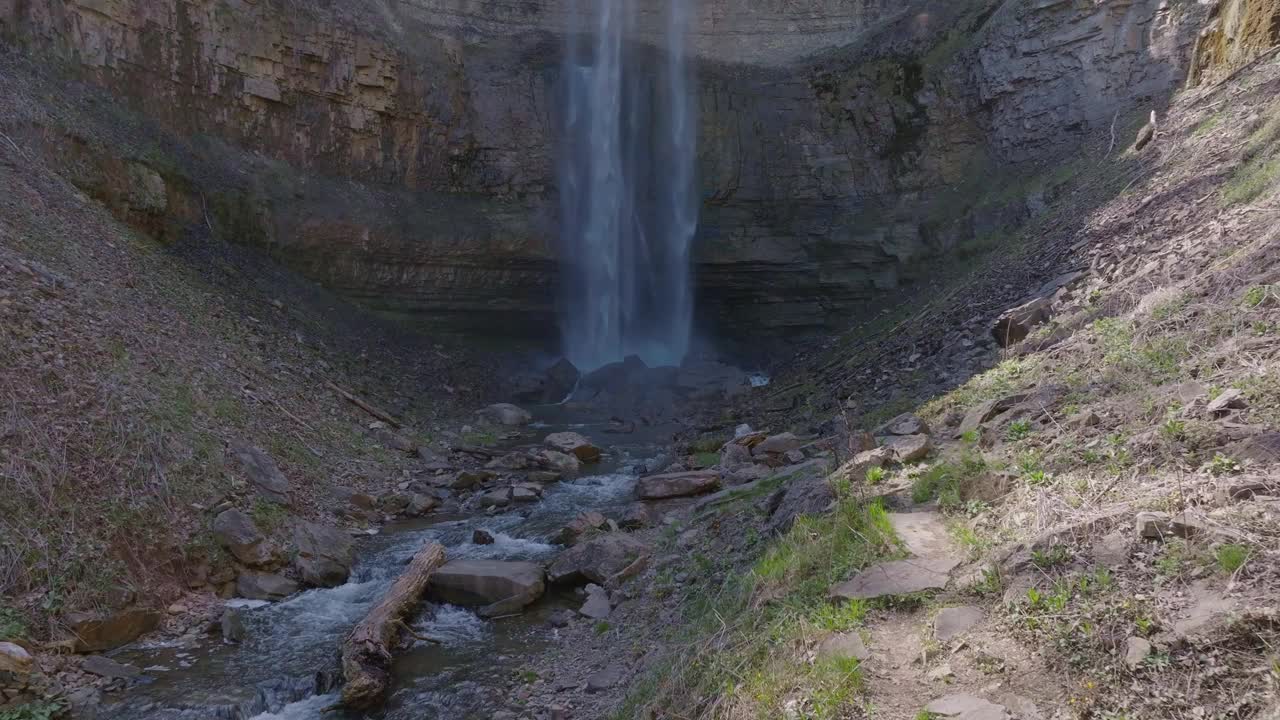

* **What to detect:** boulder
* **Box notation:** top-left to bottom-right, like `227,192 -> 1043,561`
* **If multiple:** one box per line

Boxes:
720,442 -> 753,469
478,403 -> 532,426
765,474 -> 834,535
553,511 -> 610,546
535,449 -> 581,477
472,529 -> 496,545
374,427 -> 416,454
881,434 -> 932,463
0,642 -> 33,676
1207,388 -> 1248,416
617,504 -> 656,530
546,358 -> 581,399
236,571 -> 299,601
635,470 -> 721,500
80,655 -> 141,680
752,432 -> 804,456
878,413 -> 930,437
405,493 -> 440,516
212,510 -> 276,567
545,432 -> 602,462
378,493 -> 411,513
511,485 -> 541,503
450,469 -> 495,489
993,295 -> 1053,347
547,533 -> 649,585
956,393 -> 1029,438
64,608 -> 161,652
428,560 -> 545,612
832,447 -> 891,483
293,521 -> 354,588
227,441 -> 290,504
578,584 -> 611,620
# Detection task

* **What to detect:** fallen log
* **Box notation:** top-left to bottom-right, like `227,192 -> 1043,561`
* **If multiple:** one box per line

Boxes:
325,380 -> 403,429
340,541 -> 446,708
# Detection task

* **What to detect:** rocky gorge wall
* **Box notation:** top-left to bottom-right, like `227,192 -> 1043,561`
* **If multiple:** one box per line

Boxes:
0,0 -> 1220,343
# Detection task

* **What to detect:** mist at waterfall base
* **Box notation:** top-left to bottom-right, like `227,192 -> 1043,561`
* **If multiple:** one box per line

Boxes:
556,0 -> 698,372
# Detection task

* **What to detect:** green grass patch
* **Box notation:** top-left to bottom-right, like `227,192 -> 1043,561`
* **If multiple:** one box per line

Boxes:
617,500 -> 898,719
691,451 -> 720,469
1215,544 -> 1251,574
0,605 -> 27,641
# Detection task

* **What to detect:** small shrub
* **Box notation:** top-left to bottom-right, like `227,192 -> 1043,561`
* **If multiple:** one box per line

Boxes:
1006,420 -> 1032,441
0,606 -> 27,641
960,429 -> 980,444
0,701 -> 64,720
250,500 -> 287,532
691,451 -> 719,469
1215,544 -> 1251,574
593,621 -> 612,635
865,466 -> 886,485
1031,545 -> 1071,569
1242,285 -> 1274,309
1208,453 -> 1242,476
1159,418 -> 1186,441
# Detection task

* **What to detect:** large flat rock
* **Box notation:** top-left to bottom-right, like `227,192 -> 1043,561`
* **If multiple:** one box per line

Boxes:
829,558 -> 959,601
547,533 -> 649,585
429,560 -> 545,611
635,470 -> 721,500
925,694 -> 1010,720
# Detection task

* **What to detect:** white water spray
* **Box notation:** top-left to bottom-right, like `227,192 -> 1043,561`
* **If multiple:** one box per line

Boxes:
558,0 -> 698,371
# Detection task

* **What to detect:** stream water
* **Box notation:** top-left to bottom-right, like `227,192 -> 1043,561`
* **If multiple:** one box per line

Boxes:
106,411 -> 676,720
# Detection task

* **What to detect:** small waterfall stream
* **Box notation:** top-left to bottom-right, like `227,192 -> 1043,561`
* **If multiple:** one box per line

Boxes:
557,0 -> 698,371
106,415 -> 669,720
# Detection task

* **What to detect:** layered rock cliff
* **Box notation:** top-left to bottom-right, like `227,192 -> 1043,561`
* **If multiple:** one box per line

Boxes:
0,0 -> 1224,343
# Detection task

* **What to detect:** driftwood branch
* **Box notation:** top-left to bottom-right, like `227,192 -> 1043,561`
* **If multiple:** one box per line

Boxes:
340,541 -> 446,708
325,380 -> 403,428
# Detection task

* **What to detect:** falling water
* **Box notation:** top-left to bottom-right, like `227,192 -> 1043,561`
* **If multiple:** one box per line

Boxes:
558,0 -> 698,371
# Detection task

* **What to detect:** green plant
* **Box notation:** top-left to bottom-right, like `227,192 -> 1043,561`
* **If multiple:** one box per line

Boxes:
691,451 -> 719,469
1215,544 -> 1251,574
1024,469 -> 1053,487
0,701 -> 64,720
1031,545 -> 1071,569
1155,539 -> 1190,578
1208,453 -> 1242,476
0,606 -> 27,641
1006,420 -> 1032,441
865,466 -> 887,485
250,500 -> 287,532
1243,285 -> 1274,308
960,429 -> 980,444
593,621 -> 612,635
1160,418 -> 1186,441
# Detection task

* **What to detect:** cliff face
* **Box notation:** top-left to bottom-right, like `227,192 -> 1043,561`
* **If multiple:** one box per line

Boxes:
0,0 -> 1217,342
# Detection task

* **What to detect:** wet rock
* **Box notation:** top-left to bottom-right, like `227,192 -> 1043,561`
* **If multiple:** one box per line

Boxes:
534,449 -> 581,477
829,558 -> 958,601
585,663 -> 626,692
405,493 -> 440,516
293,521 -> 354,588
480,488 -> 511,508
64,608 -> 162,652
65,687 -> 102,720
934,606 -> 984,642
379,492 -> 411,513
473,529 -> 496,545
221,609 -> 246,643
81,655 -> 141,680
236,571 -> 299,601
925,693 -> 1011,720
429,560 -> 546,611
0,642 -> 32,676
544,432 -> 602,462
635,470 -> 721,499
553,511 -> 609,546
578,584 -> 611,620
547,533 -> 649,585
227,441 -> 291,504
212,509 -> 276,568
513,358 -> 580,404
479,403 -> 532,426
511,485 -> 541,503
1124,636 -> 1152,670
1207,388 -> 1247,416
546,609 -> 575,628
449,469 -> 495,489
881,433 -> 932,463
817,632 -> 869,661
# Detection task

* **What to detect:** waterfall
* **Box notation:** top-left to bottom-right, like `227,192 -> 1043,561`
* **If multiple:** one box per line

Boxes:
558,0 -> 697,371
